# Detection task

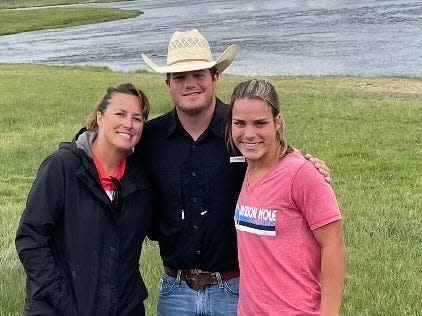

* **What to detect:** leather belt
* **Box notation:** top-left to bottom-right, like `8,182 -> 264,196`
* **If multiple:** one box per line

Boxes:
164,266 -> 239,290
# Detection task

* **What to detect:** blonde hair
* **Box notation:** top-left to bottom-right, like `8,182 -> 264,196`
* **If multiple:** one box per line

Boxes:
85,83 -> 150,131
225,79 -> 292,158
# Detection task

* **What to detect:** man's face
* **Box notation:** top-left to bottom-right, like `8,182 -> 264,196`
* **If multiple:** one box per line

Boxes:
167,69 -> 218,115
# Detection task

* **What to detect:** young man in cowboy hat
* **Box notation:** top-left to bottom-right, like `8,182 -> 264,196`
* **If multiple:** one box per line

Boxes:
137,29 -> 330,316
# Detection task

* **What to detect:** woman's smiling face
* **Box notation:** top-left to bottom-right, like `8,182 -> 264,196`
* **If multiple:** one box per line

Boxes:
231,97 -> 281,164
96,92 -> 145,152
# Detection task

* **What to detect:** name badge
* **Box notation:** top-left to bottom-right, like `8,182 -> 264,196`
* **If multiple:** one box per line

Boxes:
230,156 -> 245,163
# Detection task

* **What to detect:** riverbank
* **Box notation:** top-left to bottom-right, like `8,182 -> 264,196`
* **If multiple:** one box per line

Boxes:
1,1 -> 421,76
0,0 -> 140,36
0,0 -> 135,9
1,64 -> 421,315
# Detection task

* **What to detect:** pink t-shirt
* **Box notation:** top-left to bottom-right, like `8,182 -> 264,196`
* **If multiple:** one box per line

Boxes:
235,150 -> 342,316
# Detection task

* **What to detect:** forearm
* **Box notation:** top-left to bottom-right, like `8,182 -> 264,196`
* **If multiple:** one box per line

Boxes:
320,242 -> 346,316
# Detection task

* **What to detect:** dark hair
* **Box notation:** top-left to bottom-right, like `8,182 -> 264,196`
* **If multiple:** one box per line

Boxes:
85,83 -> 150,131
165,67 -> 219,85
225,79 -> 292,158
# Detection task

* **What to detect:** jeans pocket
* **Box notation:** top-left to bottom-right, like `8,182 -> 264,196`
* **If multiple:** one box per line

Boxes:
159,273 -> 178,296
223,277 -> 239,296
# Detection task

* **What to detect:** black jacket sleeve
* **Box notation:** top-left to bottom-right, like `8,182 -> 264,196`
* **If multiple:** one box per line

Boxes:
146,187 -> 160,241
15,154 -> 77,314
135,140 -> 159,241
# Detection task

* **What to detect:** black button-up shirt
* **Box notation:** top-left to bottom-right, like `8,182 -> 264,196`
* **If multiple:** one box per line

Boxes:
137,99 -> 246,272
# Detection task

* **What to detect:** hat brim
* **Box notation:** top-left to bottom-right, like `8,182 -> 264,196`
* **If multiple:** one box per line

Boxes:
141,44 -> 237,74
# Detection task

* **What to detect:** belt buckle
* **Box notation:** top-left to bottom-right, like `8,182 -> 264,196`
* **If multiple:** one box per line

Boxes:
185,269 -> 206,290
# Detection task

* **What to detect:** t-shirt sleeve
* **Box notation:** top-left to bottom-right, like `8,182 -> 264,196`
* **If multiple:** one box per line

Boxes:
291,161 -> 342,230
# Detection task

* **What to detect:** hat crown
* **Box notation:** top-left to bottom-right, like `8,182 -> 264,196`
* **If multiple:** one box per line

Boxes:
141,28 -> 237,73
167,29 -> 213,66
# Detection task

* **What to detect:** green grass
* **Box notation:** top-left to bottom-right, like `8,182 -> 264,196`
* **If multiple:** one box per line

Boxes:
1,64 -> 421,315
0,0 -> 134,9
0,7 -> 141,35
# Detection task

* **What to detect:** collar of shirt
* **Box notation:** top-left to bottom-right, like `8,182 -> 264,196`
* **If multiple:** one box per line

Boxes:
92,154 -> 126,191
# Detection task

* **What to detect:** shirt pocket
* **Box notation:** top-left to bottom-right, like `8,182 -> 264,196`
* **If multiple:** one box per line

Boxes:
203,161 -> 245,211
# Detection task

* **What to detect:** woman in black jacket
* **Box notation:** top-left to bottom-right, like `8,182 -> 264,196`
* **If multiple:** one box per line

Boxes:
16,83 -> 152,316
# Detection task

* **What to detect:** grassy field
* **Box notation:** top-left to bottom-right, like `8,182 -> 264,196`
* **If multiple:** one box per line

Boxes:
0,64 -> 421,315
0,0 -> 134,9
0,7 -> 141,36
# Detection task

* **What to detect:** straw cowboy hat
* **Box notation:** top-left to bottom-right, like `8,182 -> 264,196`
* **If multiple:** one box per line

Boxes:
141,29 -> 237,74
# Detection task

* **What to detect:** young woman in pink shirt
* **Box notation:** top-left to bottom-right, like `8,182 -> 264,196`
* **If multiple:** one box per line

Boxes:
225,79 -> 346,316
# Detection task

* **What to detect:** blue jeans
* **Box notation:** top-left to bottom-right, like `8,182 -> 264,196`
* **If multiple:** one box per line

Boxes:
157,271 -> 239,316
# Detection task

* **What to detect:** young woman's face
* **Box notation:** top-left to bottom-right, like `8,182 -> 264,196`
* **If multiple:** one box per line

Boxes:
96,92 -> 144,152
231,97 -> 281,164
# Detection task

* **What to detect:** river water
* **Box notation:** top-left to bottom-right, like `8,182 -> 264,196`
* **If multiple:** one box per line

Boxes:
0,0 -> 421,76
